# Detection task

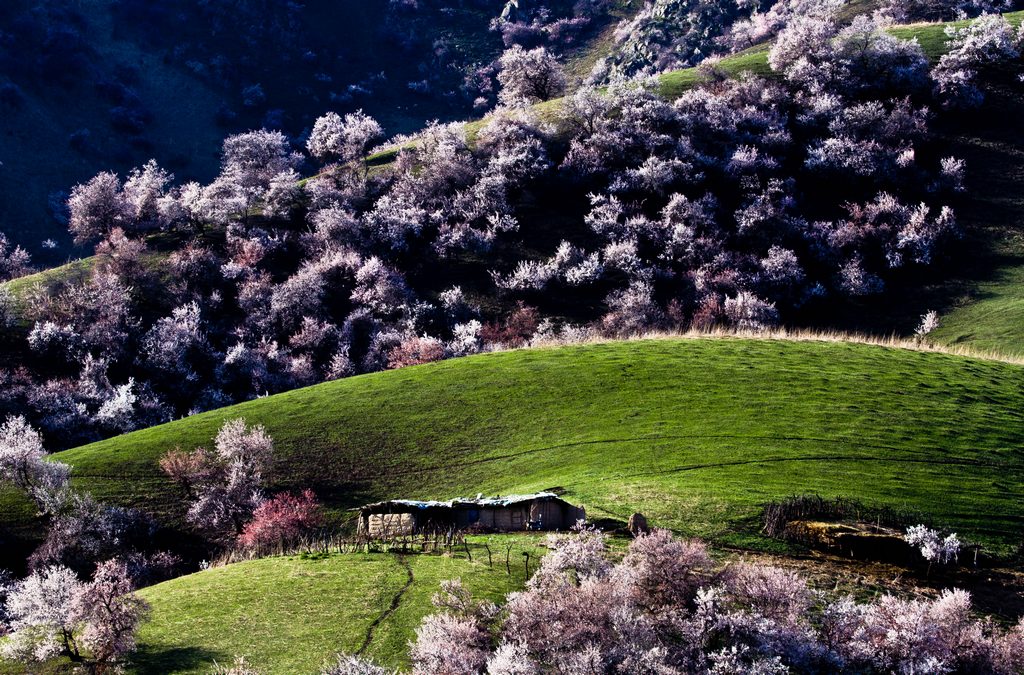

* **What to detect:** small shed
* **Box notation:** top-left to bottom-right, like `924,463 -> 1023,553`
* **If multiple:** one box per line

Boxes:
357,492 -> 585,537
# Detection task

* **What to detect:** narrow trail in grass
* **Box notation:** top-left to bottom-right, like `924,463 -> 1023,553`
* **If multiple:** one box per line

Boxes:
357,556 -> 414,657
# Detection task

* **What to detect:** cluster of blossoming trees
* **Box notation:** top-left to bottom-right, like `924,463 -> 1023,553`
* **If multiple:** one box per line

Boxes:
591,0 -> 1019,81
211,528 -> 1024,675
0,10 -> 1021,449
0,414 -> 328,670
158,418 -> 324,548
0,410 -> 321,565
0,415 -> 153,671
403,529 -> 1023,674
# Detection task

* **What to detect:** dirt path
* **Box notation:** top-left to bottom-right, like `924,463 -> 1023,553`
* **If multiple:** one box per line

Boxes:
356,556 -> 414,656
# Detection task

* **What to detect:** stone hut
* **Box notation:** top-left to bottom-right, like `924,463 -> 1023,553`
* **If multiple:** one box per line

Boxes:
357,492 -> 585,537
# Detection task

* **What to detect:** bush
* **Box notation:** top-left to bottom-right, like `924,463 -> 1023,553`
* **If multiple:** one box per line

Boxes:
237,489 -> 324,550
407,528 -> 1024,673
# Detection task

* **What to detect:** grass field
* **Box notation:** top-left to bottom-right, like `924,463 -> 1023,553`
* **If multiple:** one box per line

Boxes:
1,257 -> 95,299
130,541 -> 539,674
1,337 -> 1019,559
0,539 -> 542,675
931,242 -> 1024,356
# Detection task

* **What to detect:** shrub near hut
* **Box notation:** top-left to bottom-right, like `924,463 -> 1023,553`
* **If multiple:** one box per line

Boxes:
238,490 -> 324,551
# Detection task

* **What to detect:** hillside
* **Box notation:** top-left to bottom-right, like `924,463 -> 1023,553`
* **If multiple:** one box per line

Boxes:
132,546 -> 538,674
2,337 -> 1021,567
9,11 -> 1023,362
0,542 -> 540,674
922,77 -> 1024,355
0,0 -> 631,261
4,3 -> 1024,673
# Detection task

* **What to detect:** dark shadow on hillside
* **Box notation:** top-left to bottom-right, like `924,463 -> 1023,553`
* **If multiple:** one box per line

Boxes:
130,645 -> 222,674
795,73 -> 1024,337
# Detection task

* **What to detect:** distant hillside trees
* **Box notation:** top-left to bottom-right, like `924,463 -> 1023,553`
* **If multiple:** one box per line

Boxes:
1,10 -> 1019,449
67,162 -> 181,244
884,0 -> 1019,22
600,0 -> 752,79
594,0 -> 1021,81
497,45 -> 567,105
0,233 -> 32,282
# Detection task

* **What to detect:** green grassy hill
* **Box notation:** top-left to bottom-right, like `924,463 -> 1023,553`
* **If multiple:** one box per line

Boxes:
0,541 -> 541,674
3,337 -> 1022,559
2,335 -> 1021,673
132,544 -> 538,674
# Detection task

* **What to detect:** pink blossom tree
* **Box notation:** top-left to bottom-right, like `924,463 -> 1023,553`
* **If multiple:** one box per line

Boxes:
72,559 -> 150,669
238,489 -> 324,550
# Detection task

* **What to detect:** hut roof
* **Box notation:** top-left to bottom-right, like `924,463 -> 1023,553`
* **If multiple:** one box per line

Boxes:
360,492 -> 565,512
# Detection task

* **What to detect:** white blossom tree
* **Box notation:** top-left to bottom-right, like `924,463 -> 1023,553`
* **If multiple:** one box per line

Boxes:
121,159 -> 177,232
905,524 -> 961,570
497,45 -> 567,106
184,419 -> 274,539
2,561 -> 148,670
307,110 -> 384,168
67,172 -> 129,245
0,416 -> 70,514
1,565 -> 84,664
0,232 -> 33,281
933,13 -> 1022,107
